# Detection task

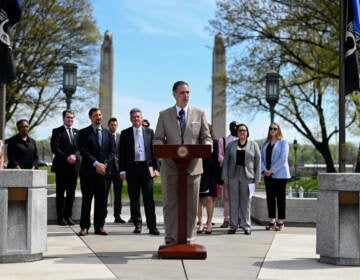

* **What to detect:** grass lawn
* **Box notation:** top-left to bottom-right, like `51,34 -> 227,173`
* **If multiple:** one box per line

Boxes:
41,166 -> 318,200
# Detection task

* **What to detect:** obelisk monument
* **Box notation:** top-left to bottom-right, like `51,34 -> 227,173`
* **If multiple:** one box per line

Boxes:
211,33 -> 226,139
99,30 -> 114,123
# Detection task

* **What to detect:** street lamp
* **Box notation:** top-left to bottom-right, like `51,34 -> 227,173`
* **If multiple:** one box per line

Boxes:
62,58 -> 78,110
265,71 -> 280,123
293,139 -> 298,178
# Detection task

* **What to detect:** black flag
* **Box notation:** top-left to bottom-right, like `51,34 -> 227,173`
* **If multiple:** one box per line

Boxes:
345,0 -> 360,95
0,0 -> 21,84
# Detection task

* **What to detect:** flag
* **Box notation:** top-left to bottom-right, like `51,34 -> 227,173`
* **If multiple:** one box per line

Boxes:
0,0 -> 21,84
353,0 -> 360,33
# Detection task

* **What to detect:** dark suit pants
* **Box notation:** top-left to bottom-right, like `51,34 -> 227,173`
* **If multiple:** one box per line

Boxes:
105,168 -> 123,218
55,168 -> 77,221
127,162 -> 157,231
80,171 -> 108,230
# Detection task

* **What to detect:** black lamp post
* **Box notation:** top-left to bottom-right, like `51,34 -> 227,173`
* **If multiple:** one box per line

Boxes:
62,58 -> 78,110
293,139 -> 298,177
265,71 -> 280,123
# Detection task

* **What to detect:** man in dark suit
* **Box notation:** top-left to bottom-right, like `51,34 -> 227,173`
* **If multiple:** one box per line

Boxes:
77,108 -> 115,236
118,108 -> 160,235
51,110 -> 80,226
105,117 -> 125,223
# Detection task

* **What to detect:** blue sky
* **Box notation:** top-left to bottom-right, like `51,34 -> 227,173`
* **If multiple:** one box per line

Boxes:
35,0 -> 310,144
90,0 -> 218,131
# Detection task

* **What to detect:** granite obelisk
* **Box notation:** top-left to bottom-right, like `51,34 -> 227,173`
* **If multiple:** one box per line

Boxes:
99,30 -> 114,123
211,33 -> 226,139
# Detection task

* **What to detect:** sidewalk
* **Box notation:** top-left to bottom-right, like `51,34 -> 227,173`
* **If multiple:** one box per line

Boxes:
1,206 -> 360,279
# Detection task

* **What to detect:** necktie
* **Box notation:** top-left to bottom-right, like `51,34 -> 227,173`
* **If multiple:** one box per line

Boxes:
68,127 -> 74,144
134,128 -> 141,161
179,109 -> 186,137
112,134 -> 116,145
96,128 -> 102,146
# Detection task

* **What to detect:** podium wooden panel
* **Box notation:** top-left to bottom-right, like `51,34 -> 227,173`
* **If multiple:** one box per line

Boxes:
154,144 -> 211,259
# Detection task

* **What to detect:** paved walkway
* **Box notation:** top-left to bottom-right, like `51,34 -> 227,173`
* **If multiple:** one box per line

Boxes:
1,206 -> 360,279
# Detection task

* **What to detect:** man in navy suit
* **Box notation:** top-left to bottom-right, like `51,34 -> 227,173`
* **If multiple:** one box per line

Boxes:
105,117 -> 125,223
51,110 -> 80,226
118,108 -> 160,235
78,108 -> 115,236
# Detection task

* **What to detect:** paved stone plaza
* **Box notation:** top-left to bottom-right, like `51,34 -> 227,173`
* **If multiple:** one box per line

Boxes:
1,205 -> 360,280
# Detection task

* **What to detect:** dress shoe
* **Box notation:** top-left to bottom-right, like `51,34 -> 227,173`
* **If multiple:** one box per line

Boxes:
128,217 -> 133,223
57,218 -> 66,226
95,228 -> 108,235
244,228 -> 251,235
65,217 -> 75,225
133,226 -> 141,234
114,216 -> 126,223
149,228 -> 160,235
78,229 -> 88,236
220,221 -> 229,228
227,228 -> 236,234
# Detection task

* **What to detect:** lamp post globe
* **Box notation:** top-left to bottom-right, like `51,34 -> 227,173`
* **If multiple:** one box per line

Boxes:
266,71 -> 280,123
62,58 -> 78,110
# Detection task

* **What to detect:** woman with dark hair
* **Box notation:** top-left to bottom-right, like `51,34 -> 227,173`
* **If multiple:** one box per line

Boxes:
7,119 -> 39,169
197,124 -> 220,234
222,123 -> 261,235
261,122 -> 290,231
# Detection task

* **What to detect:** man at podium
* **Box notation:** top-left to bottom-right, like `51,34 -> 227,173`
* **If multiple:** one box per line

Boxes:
154,81 -> 212,245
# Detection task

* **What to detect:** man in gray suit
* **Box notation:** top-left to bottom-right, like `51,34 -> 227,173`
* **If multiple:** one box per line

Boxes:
154,81 -> 212,245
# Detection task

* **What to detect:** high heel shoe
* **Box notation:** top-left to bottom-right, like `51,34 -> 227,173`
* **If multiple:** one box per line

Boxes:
205,223 -> 212,234
197,225 -> 204,234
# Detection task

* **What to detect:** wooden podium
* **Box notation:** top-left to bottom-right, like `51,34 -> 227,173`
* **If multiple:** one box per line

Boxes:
154,144 -> 211,259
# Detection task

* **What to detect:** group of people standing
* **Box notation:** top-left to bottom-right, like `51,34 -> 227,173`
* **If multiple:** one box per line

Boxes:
196,120 -> 290,236
2,79 -> 291,246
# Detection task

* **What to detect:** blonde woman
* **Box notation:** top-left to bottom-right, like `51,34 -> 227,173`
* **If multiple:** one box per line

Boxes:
261,122 -> 290,231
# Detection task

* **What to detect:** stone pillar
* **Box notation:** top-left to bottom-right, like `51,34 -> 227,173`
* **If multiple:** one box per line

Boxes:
99,30 -> 114,123
316,173 -> 360,265
0,170 -> 47,263
211,33 -> 226,139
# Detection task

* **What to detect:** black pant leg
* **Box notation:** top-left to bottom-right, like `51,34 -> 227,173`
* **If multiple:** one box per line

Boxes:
55,174 -> 65,221
265,176 -> 276,218
141,175 -> 156,230
127,167 -> 142,226
274,178 -> 287,220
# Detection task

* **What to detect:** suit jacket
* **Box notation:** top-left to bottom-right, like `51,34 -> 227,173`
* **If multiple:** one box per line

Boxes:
110,132 -> 120,172
118,126 -> 158,174
221,140 -> 261,183
261,139 -> 290,179
50,125 -> 80,173
78,125 -> 115,175
153,105 -> 212,175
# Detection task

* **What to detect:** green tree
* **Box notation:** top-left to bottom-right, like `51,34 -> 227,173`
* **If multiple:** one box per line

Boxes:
6,0 -> 101,133
209,0 -> 357,172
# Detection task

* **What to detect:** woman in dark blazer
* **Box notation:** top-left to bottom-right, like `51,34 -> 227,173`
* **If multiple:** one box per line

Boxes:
7,119 -> 38,169
222,123 -> 261,235
261,122 -> 290,231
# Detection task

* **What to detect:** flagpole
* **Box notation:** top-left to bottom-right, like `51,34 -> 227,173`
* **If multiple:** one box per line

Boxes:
339,0 -> 346,173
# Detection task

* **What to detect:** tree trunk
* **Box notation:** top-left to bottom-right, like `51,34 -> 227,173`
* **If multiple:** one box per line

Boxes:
355,144 -> 360,173
317,143 -> 336,173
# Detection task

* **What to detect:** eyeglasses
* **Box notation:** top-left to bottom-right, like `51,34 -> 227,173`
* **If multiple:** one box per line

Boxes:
18,125 -> 29,128
269,127 -> 278,131
238,129 -> 247,132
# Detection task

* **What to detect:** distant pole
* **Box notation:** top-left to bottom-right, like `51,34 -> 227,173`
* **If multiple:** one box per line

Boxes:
339,0 -> 346,172
0,84 -> 5,139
